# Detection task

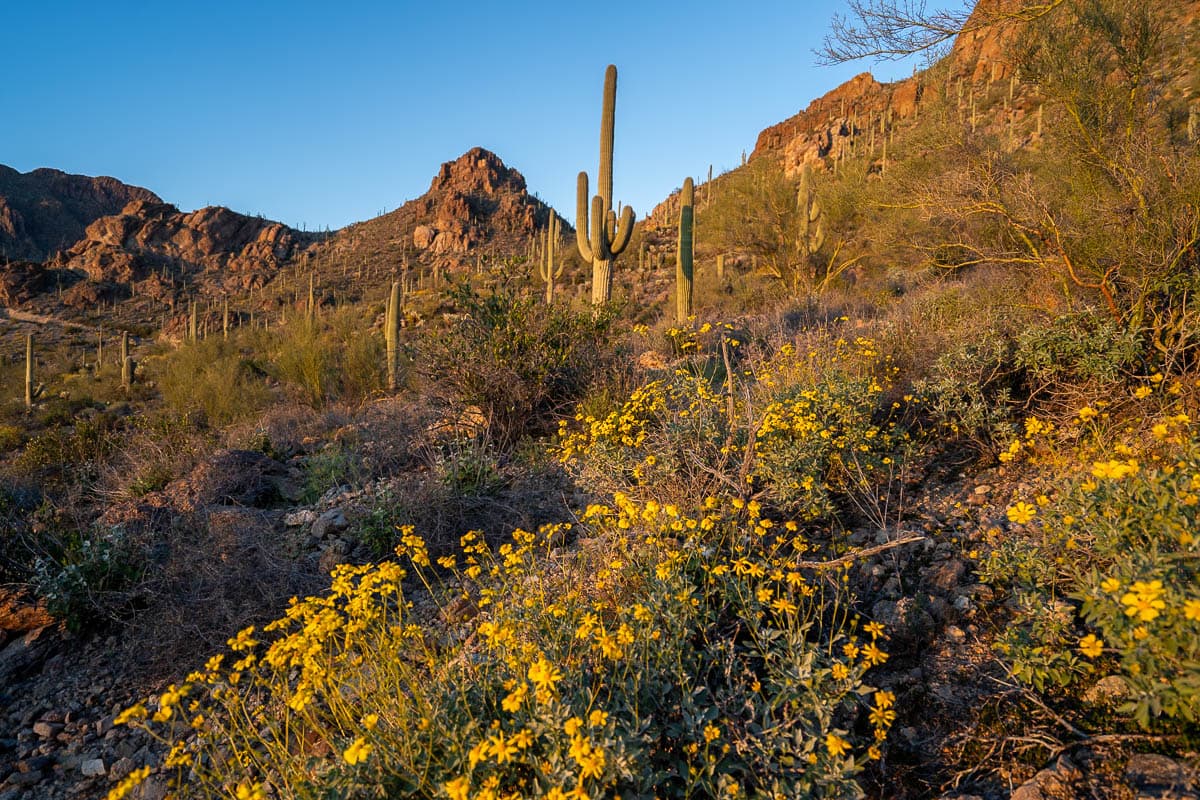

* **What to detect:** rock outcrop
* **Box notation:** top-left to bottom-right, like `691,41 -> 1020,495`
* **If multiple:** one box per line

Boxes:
312,147 -> 564,280
48,200 -> 315,305
0,166 -> 160,263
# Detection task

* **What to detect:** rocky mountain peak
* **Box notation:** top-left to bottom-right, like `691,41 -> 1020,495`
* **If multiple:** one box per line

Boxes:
0,166 -> 160,262
428,147 -> 528,198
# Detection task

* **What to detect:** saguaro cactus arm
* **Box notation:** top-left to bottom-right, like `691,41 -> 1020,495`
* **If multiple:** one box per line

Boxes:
576,172 -> 594,262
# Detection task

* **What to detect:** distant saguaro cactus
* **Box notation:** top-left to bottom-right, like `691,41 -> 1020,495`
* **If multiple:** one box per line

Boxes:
189,300 -> 198,343
797,164 -> 825,266
676,178 -> 695,323
25,333 -> 35,408
576,64 -> 635,305
121,331 -> 134,390
385,280 -> 402,392
1189,104 -> 1198,143
539,215 -> 564,305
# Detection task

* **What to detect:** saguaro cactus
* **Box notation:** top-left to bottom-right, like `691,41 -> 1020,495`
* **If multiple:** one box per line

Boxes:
797,164 -> 825,262
189,300 -> 198,343
675,178 -> 695,323
385,280 -> 402,392
25,333 -> 34,408
576,64 -> 635,305
539,215 -> 564,305
120,331 -> 134,390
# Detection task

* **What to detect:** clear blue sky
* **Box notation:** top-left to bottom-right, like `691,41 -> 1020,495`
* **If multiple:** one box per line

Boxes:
3,1 -> 926,231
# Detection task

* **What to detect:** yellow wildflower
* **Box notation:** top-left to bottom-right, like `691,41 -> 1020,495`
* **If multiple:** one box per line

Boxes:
1078,634 -> 1104,658
1184,599 -> 1200,621
343,737 -> 372,765
825,733 -> 851,758
1007,502 -> 1036,525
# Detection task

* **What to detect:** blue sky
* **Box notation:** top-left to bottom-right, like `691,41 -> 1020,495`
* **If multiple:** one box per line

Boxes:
3,1 -> 928,230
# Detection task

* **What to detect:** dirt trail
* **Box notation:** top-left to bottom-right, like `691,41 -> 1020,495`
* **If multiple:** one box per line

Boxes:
0,307 -> 98,333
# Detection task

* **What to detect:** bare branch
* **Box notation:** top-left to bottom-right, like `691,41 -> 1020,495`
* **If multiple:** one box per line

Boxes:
817,0 -> 1067,65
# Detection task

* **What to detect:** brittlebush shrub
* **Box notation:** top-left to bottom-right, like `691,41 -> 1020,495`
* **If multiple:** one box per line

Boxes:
113,494 -> 896,800
558,322 -> 904,521
420,284 -> 618,450
984,378 -> 1200,728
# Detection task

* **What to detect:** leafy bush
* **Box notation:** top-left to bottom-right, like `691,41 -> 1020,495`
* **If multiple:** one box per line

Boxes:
912,328 -> 1019,454
114,494 -> 895,799
1015,310 -> 1143,389
986,396 -> 1200,727
156,337 -> 272,426
421,283 -> 618,449
33,527 -> 143,631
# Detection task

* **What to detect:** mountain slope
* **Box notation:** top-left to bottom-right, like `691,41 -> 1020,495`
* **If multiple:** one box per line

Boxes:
0,165 -> 161,262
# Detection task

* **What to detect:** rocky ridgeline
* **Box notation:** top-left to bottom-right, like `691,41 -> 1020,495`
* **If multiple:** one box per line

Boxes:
46,200 -> 316,308
0,166 -> 160,264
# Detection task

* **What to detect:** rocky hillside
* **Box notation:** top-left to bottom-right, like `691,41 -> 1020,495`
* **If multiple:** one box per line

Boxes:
309,147 -> 566,281
0,166 -> 160,263
42,200 -> 317,309
647,0 -> 1200,229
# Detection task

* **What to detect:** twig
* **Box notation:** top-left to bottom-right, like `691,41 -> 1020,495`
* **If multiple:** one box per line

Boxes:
793,533 -> 924,570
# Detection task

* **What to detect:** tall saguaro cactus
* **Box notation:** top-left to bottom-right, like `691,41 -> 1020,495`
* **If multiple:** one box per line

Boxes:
576,64 -> 635,305
385,280 -> 402,392
675,178 -> 695,323
25,333 -> 34,409
539,215 -> 564,305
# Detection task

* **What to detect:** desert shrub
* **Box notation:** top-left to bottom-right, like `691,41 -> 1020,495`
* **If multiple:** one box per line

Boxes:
32,526 -> 143,631
0,423 -> 23,452
100,412 -> 218,500
1015,310 -> 1143,390
420,283 -> 618,449
272,318 -> 336,407
912,328 -> 1020,454
16,416 -> 119,484
156,337 -> 272,426
302,441 -> 365,504
115,494 -> 895,799
271,308 -> 386,407
985,387 -> 1200,728
559,324 -> 903,521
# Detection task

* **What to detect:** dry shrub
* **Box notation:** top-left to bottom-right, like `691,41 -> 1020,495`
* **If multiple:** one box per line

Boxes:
123,507 -> 325,677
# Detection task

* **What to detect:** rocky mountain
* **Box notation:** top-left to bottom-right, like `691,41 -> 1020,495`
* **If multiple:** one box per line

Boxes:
0,166 -> 160,263
648,0 -> 1199,229
311,147 -> 565,280
43,200 -> 316,308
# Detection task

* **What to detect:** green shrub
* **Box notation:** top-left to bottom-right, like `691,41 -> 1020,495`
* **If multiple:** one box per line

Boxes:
33,527 -> 143,632
1015,310 -> 1143,388
156,338 -> 272,425
302,441 -> 364,504
912,329 -> 1019,454
421,283 -> 618,449
0,424 -> 23,452
985,408 -> 1200,728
